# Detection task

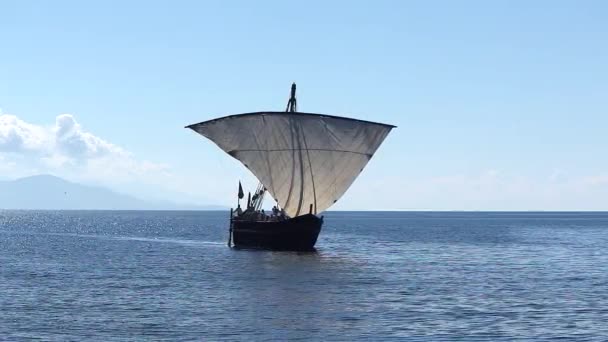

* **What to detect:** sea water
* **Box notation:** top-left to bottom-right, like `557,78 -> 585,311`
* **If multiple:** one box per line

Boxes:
1,211 -> 607,341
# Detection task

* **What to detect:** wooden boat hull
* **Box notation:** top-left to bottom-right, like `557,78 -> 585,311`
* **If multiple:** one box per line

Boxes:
231,214 -> 323,251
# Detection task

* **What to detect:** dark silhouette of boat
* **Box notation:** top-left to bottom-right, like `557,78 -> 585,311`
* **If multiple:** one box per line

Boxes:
231,213 -> 322,251
186,83 -> 394,250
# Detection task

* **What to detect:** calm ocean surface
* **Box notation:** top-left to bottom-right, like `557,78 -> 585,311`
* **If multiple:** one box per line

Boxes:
1,211 -> 608,341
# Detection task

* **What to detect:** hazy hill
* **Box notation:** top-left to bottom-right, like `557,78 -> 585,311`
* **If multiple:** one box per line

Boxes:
0,175 -> 225,210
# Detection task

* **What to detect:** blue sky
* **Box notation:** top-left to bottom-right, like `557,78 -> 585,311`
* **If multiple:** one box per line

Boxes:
1,0 -> 607,210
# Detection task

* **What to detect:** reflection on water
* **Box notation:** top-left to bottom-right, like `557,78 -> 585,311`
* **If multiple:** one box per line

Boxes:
1,211 -> 608,340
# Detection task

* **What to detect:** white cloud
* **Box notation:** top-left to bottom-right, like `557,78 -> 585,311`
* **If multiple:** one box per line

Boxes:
581,175 -> 608,186
0,112 -> 126,163
0,111 -> 183,195
0,114 -> 49,153
53,114 -> 125,160
549,168 -> 567,183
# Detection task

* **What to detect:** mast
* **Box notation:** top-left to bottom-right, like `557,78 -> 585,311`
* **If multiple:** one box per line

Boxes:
286,83 -> 297,112
285,83 -> 317,215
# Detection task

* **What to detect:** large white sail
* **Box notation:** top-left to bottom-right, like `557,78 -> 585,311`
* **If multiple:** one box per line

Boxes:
188,112 -> 394,217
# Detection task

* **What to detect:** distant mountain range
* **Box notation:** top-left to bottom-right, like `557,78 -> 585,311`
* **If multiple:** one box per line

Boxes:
0,175 -> 226,210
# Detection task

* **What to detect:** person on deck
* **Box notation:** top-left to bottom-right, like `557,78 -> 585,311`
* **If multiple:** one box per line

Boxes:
236,205 -> 243,216
272,206 -> 279,216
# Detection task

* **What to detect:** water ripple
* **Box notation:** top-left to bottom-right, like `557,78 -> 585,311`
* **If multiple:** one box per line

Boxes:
1,211 -> 608,340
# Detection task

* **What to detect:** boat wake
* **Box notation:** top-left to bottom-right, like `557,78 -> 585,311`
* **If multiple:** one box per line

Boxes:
0,230 -> 224,247
111,235 -> 224,247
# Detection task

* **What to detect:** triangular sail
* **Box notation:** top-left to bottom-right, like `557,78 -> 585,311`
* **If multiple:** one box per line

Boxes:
188,111 -> 394,217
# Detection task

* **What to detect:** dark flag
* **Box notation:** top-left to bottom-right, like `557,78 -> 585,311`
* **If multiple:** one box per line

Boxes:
238,181 -> 244,199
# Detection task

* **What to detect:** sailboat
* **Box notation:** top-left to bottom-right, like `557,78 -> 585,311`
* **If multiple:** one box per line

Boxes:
186,83 -> 395,250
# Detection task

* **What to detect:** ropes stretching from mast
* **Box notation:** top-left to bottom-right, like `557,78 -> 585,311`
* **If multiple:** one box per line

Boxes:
251,182 -> 266,211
